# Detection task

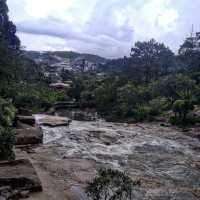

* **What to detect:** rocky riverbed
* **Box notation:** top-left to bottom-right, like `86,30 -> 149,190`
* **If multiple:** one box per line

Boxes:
27,115 -> 200,200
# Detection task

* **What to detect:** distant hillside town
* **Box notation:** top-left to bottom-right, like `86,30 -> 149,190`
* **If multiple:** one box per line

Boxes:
23,51 -> 108,82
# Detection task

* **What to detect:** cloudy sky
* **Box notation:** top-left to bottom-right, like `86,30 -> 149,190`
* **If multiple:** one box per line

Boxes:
7,0 -> 200,58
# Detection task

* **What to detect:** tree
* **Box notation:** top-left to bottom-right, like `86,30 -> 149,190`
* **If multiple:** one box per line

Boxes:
0,0 -> 20,51
172,90 -> 195,120
130,39 -> 175,82
150,74 -> 197,101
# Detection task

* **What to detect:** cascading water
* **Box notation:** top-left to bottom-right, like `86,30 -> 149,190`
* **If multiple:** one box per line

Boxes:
33,114 -> 200,199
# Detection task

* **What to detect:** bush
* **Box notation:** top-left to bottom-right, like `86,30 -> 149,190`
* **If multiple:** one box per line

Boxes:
86,168 -> 140,200
169,116 -> 197,126
0,127 -> 15,160
1,83 -> 65,112
0,97 -> 16,160
148,97 -> 171,115
134,104 -> 152,121
0,97 -> 16,127
150,74 -> 197,101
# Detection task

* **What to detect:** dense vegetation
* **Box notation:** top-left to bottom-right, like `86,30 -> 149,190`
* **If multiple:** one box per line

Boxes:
68,38 -> 200,125
0,0 -> 65,160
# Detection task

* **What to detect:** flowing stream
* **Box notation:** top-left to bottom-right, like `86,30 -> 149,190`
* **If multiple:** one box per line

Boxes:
33,114 -> 200,200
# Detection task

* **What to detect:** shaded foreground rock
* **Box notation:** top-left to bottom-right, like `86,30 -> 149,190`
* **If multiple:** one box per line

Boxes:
15,127 -> 43,145
0,159 -> 42,195
18,108 -> 32,116
0,186 -> 30,200
38,115 -> 71,127
17,116 -> 36,127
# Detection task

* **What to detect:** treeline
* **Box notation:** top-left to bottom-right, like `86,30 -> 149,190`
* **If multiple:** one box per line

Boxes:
67,38 -> 200,124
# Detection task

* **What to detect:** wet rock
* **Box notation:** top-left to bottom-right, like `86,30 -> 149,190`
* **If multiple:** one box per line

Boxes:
0,159 -> 42,193
67,185 -> 88,200
17,116 -> 36,127
18,108 -> 32,116
15,127 -> 43,145
39,115 -> 71,127
16,122 -> 33,129
0,186 -> 21,200
32,119 -> 200,199
56,109 -> 97,121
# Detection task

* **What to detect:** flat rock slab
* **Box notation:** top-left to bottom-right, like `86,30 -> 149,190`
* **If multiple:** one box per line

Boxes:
17,116 -> 36,127
15,127 -> 43,145
39,115 -> 71,127
0,159 -> 42,193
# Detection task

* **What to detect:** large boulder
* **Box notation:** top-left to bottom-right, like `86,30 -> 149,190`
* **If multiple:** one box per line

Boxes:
0,159 -> 42,193
15,127 -> 43,145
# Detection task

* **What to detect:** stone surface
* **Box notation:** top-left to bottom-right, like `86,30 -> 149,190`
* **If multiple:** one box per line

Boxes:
36,115 -> 71,127
56,109 -> 97,121
0,159 -> 42,193
17,116 -> 36,127
18,108 -> 32,116
15,127 -> 43,145
29,117 -> 200,199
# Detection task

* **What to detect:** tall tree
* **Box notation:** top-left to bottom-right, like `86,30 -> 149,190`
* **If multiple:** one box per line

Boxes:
0,0 -> 20,50
130,39 -> 174,83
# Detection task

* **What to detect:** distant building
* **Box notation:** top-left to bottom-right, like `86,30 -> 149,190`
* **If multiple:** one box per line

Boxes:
180,32 -> 200,54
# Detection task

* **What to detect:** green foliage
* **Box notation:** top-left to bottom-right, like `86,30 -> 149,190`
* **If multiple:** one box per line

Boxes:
0,82 -> 65,112
130,39 -> 175,82
0,96 -> 16,127
80,90 -> 95,107
86,168 -> 139,200
172,100 -> 194,119
0,127 -> 15,160
150,74 -> 197,101
148,97 -> 171,115
171,90 -> 195,125
133,104 -> 152,121
116,84 -> 149,118
0,97 -> 16,160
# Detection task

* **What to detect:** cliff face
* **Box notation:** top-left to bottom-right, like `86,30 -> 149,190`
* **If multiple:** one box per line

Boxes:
0,0 -> 20,50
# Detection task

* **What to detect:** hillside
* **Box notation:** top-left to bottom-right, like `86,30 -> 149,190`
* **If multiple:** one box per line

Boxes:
23,50 -> 108,65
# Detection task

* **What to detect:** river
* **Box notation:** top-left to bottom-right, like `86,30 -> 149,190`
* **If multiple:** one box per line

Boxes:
28,114 -> 200,200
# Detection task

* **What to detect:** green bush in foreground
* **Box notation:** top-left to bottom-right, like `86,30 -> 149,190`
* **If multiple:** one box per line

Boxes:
0,97 -> 16,127
86,168 -> 140,200
0,97 -> 16,160
0,127 -> 15,160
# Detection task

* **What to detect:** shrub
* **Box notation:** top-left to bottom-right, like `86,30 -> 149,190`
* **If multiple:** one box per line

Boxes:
148,97 -> 171,115
134,104 -> 152,121
172,91 -> 195,121
1,83 -> 66,112
150,74 -> 197,101
86,168 -> 140,200
0,97 -> 16,127
169,116 -> 197,126
0,127 -> 15,160
0,97 -> 16,160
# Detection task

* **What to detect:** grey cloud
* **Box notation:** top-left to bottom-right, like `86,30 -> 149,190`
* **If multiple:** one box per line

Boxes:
9,0 -> 200,58
16,17 -> 131,58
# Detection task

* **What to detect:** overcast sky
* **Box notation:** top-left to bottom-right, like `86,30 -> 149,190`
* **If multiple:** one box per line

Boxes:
7,0 -> 200,58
